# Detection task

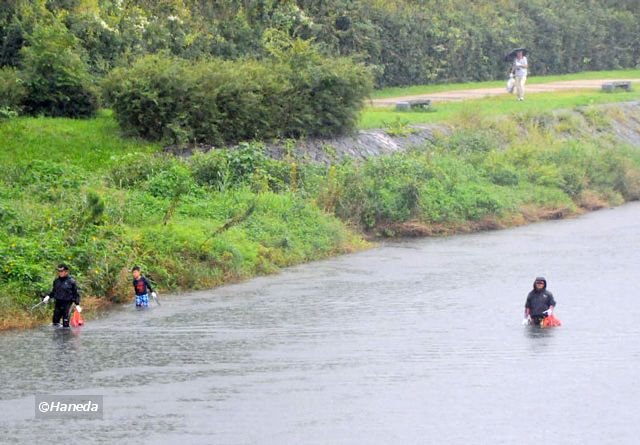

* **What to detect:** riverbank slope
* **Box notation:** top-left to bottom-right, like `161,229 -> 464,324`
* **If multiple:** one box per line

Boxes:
3,98 -> 640,330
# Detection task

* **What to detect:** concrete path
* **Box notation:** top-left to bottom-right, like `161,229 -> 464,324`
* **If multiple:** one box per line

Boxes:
370,78 -> 640,107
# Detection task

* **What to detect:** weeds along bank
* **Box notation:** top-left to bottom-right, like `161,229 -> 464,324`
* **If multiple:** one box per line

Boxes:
0,115 -> 366,329
3,103 -> 640,329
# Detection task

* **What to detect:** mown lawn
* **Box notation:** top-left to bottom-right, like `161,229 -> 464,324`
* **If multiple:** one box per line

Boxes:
360,89 -> 640,130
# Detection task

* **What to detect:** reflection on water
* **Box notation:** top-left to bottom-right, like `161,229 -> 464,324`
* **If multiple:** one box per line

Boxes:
2,204 -> 640,444
523,325 -> 557,355
50,327 -> 82,346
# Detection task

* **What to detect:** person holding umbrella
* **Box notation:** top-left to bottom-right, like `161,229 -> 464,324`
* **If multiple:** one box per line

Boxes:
512,49 -> 528,101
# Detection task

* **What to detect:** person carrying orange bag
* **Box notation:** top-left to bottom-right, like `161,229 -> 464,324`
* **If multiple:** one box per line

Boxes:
41,263 -> 82,329
522,277 -> 558,327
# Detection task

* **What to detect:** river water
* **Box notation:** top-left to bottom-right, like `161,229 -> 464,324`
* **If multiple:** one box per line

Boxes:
2,203 -> 640,444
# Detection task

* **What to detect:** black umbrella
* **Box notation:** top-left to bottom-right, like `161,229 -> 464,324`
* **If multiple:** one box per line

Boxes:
504,47 -> 528,62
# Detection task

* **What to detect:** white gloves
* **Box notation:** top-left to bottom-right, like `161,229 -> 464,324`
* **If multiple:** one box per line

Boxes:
522,315 -> 531,326
43,296 -> 50,304
76,305 -> 82,313
151,292 -> 157,299
544,308 -> 553,316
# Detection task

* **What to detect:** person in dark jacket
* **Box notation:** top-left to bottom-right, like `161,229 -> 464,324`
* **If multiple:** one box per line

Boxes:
523,276 -> 556,326
42,263 -> 81,328
132,265 -> 157,308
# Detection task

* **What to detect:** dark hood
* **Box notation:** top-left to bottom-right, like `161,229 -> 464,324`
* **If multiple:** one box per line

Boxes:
533,276 -> 547,291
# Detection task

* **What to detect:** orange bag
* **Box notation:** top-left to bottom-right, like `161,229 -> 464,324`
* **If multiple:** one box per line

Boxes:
542,314 -> 561,328
70,309 -> 84,327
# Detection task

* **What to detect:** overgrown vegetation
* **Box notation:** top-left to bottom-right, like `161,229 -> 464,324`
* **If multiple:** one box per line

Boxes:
0,112 -> 366,329
102,41 -> 372,145
3,102 -> 640,329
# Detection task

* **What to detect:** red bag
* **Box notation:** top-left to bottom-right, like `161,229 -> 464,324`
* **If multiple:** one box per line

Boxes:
70,309 -> 84,327
542,314 -> 561,328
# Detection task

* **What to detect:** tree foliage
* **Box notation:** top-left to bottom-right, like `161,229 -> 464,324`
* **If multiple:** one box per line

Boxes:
0,0 -> 638,124
2,0 -> 639,88
20,21 -> 98,117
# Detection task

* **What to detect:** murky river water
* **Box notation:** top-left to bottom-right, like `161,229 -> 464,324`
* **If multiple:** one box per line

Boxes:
2,203 -> 640,444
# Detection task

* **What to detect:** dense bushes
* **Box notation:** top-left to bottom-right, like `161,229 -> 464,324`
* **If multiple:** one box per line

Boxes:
103,46 -> 372,145
0,21 -> 99,119
102,56 -> 286,144
3,1 -> 639,92
328,152 -> 513,229
19,23 -> 99,117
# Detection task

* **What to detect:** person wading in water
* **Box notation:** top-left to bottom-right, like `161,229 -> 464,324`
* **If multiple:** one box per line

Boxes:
523,277 -> 556,326
42,263 -> 81,328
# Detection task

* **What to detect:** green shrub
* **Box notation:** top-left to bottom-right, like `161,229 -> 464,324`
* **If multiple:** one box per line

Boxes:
108,153 -> 177,188
103,48 -> 372,145
20,23 -> 99,118
102,55 -> 196,141
103,55 -> 283,144
145,163 -> 197,199
441,130 -> 496,156
0,67 -> 26,112
0,107 -> 18,120
281,41 -> 373,137
188,144 -> 272,190
7,160 -> 86,196
189,150 -> 232,190
482,158 -> 521,186
192,59 -> 290,144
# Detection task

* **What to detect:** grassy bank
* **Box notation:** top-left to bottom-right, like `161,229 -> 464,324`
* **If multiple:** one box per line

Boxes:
3,97 -> 640,330
362,88 -> 640,130
0,112 -> 367,329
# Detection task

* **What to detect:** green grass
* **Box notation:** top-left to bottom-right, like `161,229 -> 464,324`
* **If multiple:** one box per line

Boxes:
0,114 -> 368,329
0,110 -> 159,171
360,89 -> 640,129
370,69 -> 640,99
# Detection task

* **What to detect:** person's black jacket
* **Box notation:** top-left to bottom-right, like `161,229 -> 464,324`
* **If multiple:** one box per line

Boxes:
525,277 -> 556,316
49,275 -> 80,304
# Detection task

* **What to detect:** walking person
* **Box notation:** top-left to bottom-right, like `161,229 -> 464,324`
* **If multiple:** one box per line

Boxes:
42,263 -> 81,328
522,276 -> 556,327
132,265 -> 157,308
513,49 -> 528,101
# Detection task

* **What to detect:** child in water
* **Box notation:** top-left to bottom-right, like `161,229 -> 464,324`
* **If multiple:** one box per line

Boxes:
131,265 -> 157,308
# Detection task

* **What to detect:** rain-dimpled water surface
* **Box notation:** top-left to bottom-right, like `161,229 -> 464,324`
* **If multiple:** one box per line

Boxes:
2,203 -> 640,444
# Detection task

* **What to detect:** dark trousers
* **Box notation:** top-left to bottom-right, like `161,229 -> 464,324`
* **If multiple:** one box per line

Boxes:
531,315 -> 547,327
53,300 -> 73,327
